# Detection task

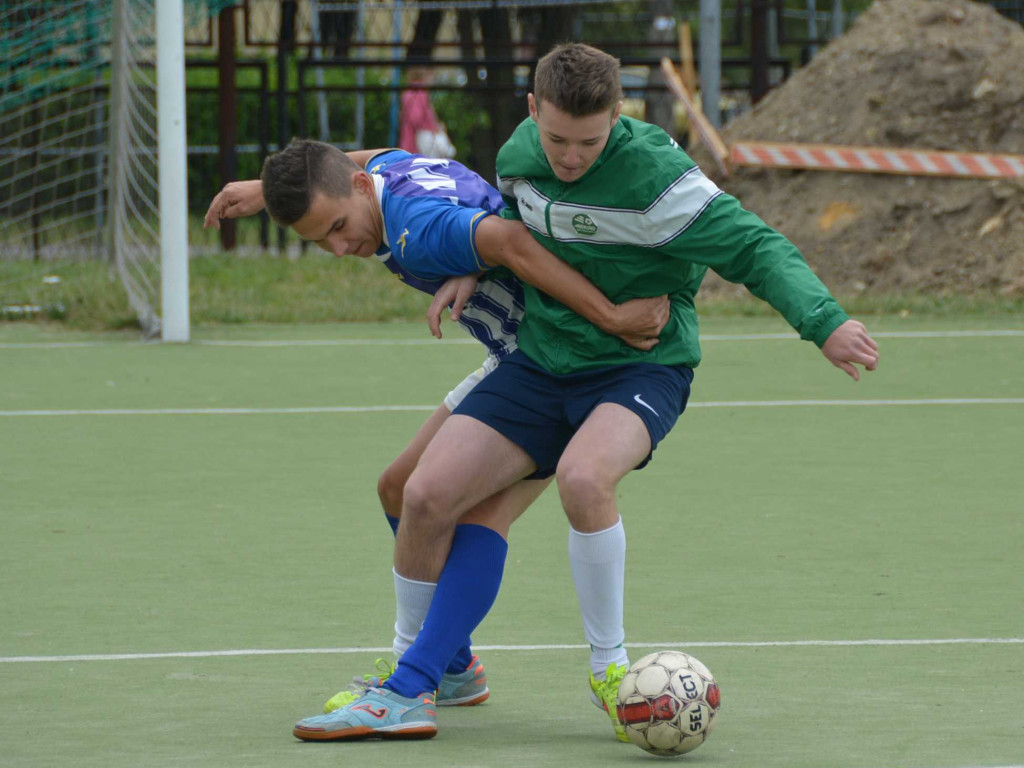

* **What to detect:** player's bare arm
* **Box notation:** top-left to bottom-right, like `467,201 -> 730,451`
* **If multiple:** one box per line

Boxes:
425,272 -> 668,349
473,215 -> 670,351
821,319 -> 879,380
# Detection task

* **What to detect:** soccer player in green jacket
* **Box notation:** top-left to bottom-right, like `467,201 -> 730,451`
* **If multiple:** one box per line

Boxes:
298,43 -> 878,743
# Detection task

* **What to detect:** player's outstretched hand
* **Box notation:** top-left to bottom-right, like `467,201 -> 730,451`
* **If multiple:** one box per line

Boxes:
203,180 -> 265,229
607,295 -> 671,351
821,319 -> 879,381
427,274 -> 480,339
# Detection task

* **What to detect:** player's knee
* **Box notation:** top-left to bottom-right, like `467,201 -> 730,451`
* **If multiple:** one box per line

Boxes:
377,462 -> 406,518
555,459 -> 613,511
401,474 -> 456,532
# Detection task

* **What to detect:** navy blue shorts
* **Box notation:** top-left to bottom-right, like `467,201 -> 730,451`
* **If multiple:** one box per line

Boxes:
452,350 -> 694,479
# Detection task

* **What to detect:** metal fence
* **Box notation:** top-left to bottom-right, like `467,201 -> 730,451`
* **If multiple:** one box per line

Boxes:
9,0 -> 1020,254
187,0 -> 826,251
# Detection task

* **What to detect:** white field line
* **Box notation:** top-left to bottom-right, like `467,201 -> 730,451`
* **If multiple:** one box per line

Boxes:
702,330 -> 1024,340
198,338 -> 477,347
0,338 -> 477,349
689,398 -> 1024,407
3,398 -> 1024,418
0,405 -> 438,417
3,637 -> 1022,664
2,329 -> 1024,349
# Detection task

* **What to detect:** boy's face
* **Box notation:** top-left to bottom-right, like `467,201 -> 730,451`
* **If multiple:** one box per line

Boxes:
528,94 -> 622,183
291,172 -> 383,258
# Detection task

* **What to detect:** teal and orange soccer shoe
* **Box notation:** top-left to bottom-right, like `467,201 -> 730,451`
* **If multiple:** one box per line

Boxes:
323,655 -> 489,713
294,687 -> 437,741
436,654 -> 490,706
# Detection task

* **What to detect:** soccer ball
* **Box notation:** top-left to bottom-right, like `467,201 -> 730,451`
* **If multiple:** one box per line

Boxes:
615,651 -> 721,757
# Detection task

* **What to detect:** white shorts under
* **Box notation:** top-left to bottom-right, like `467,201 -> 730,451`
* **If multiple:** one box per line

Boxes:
443,354 -> 500,411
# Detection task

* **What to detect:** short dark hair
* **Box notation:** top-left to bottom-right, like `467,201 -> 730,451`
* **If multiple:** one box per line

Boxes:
534,43 -> 622,117
260,139 -> 360,225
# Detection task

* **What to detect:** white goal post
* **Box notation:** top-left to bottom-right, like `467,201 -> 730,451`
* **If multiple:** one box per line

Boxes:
156,0 -> 190,342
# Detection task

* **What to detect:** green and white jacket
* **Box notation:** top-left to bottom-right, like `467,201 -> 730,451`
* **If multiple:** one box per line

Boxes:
496,115 -> 849,373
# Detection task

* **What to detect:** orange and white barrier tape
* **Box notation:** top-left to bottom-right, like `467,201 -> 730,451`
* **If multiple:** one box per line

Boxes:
731,141 -> 1024,179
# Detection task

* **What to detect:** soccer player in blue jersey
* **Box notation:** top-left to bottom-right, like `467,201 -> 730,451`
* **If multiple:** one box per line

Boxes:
205,139 -> 669,727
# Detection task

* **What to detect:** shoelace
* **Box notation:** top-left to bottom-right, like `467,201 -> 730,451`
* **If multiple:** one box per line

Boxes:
597,664 -> 628,707
361,657 -> 395,684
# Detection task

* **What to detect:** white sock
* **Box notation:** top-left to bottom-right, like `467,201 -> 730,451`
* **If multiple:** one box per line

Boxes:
568,518 -> 630,678
392,568 -> 435,659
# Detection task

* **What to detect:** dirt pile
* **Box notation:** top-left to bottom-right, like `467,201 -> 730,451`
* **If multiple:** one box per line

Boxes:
694,0 -> 1024,298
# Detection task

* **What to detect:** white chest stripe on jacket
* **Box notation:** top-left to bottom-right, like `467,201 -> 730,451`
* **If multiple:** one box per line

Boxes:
500,167 -> 721,248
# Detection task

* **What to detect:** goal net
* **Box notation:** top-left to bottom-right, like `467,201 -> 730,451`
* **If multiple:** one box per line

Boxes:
0,0 -> 211,338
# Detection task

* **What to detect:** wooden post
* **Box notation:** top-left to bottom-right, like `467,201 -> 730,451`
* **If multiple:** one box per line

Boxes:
217,4 -> 238,251
660,58 -> 730,176
750,0 -> 770,103
677,21 -> 699,148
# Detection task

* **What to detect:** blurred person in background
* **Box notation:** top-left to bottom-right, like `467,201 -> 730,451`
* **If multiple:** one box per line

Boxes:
400,67 -> 456,159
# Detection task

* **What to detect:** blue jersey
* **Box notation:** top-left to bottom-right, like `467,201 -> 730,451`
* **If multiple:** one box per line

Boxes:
368,150 -> 523,359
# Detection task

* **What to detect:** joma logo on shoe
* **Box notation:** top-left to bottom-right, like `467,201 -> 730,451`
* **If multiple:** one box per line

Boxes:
350,703 -> 388,719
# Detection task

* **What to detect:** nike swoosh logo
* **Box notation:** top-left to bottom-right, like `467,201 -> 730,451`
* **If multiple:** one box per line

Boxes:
633,394 -> 659,417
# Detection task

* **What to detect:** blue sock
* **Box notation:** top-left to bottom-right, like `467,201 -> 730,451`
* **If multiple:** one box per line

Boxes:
385,524 -> 507,698
385,511 -> 474,673
445,644 -> 474,674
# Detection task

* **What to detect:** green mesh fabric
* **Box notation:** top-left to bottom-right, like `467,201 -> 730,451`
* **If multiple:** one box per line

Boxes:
0,2 -> 109,111
0,0 -> 238,114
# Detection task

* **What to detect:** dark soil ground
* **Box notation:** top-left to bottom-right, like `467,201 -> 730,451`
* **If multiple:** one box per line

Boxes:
691,0 -> 1024,298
